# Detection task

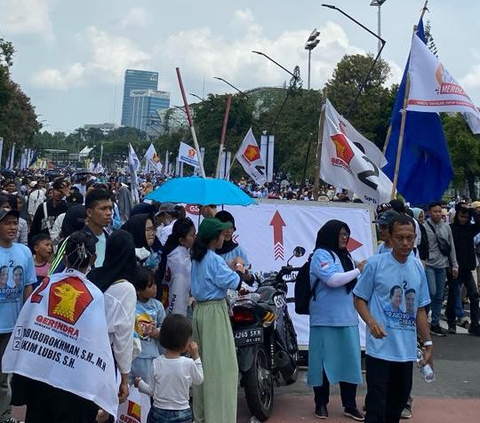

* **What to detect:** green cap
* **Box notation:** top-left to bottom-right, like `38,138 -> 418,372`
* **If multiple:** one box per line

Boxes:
197,218 -> 232,240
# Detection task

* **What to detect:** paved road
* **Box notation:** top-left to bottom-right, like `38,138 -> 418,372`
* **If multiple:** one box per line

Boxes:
238,326 -> 480,422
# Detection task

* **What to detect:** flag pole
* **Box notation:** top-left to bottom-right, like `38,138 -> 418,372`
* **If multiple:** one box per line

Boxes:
215,94 -> 232,179
313,98 -> 327,201
383,0 -> 428,155
391,31 -> 415,199
175,67 -> 206,178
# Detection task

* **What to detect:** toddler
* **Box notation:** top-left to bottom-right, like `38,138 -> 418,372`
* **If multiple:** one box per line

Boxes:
31,233 -> 53,289
134,314 -> 204,423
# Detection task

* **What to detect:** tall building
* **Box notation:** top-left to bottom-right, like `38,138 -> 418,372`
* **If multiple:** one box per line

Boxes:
130,89 -> 171,134
121,69 -> 159,126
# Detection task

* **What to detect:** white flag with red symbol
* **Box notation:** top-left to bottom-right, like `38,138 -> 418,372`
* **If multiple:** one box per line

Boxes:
320,100 -> 393,207
235,128 -> 267,185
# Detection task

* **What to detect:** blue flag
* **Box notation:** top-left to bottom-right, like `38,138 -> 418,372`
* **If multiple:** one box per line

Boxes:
383,19 -> 453,206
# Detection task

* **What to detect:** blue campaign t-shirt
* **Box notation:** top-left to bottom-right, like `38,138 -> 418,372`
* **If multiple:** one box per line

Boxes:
134,298 -> 166,359
0,243 -> 37,333
354,252 -> 430,362
309,248 -> 358,327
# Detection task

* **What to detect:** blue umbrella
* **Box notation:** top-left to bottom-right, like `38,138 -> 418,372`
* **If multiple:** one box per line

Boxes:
145,177 -> 256,206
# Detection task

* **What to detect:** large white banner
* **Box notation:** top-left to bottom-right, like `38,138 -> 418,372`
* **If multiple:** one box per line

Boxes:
321,101 -> 393,207
2,270 -> 118,416
186,200 -> 375,346
407,33 -> 480,133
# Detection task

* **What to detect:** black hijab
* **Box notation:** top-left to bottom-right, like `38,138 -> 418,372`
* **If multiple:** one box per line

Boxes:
88,229 -> 137,292
215,210 -> 238,255
121,213 -> 153,249
315,219 -> 356,293
61,205 -> 86,238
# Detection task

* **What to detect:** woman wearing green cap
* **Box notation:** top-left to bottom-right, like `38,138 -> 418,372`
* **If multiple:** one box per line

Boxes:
191,217 -> 247,423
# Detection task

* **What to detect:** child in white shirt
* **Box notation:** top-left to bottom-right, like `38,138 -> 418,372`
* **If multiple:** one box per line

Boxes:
134,314 -> 204,423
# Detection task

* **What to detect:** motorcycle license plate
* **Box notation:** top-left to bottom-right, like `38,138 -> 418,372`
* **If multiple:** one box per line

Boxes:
234,328 -> 263,347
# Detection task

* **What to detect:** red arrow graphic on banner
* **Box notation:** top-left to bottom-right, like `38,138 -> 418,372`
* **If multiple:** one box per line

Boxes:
347,237 -> 363,253
270,211 -> 286,261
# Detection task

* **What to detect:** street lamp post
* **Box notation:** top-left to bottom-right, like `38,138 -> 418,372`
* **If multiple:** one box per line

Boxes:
304,29 -> 320,90
370,0 -> 388,55
189,92 -> 204,102
213,76 -> 249,99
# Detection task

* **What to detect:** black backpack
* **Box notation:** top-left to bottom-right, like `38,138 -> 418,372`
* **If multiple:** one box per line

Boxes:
294,250 -> 334,315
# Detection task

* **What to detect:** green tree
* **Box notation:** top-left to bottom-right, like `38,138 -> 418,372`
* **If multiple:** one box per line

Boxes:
325,54 -> 396,148
443,113 -> 480,198
0,36 -> 41,164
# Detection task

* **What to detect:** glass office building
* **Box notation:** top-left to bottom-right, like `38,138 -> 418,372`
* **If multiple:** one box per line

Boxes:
130,89 -> 171,133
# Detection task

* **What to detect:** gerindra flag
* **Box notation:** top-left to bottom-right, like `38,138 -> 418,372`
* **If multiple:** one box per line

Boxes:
408,33 -> 480,133
144,143 -> 163,173
235,128 -> 267,185
321,101 -> 392,207
2,270 -> 118,416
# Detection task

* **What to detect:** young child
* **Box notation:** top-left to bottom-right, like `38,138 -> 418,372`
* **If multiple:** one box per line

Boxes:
134,314 -> 204,423
31,233 -> 53,289
131,266 -> 166,385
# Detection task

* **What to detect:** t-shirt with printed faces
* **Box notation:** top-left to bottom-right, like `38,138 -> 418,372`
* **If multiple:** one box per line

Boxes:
0,243 -> 37,333
134,298 -> 166,359
353,252 -> 430,362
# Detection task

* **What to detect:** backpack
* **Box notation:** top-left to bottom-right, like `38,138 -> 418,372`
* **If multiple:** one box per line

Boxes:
294,249 -> 334,315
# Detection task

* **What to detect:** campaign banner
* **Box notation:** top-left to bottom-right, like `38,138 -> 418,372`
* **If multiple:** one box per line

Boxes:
185,200 -> 375,346
178,142 -> 199,168
2,270 -> 118,416
407,33 -> 480,133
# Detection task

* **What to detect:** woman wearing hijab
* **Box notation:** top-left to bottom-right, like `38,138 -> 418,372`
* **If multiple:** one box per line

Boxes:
308,219 -> 365,421
88,230 -> 138,421
122,213 -> 160,269
411,208 -> 429,262
191,218 -> 250,423
215,210 -> 250,266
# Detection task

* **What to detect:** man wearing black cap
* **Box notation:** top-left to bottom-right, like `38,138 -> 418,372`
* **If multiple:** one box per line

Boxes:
0,209 -> 36,422
374,211 -> 400,254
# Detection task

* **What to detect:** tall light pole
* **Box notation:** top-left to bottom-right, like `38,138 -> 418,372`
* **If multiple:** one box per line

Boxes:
213,76 -> 249,99
189,92 -> 204,102
304,29 -> 320,90
370,0 -> 388,55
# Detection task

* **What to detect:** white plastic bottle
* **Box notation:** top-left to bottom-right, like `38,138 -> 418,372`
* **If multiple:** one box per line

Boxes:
416,348 -> 436,382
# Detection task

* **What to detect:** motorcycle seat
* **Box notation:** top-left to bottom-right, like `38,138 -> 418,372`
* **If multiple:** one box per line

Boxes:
256,286 -> 278,303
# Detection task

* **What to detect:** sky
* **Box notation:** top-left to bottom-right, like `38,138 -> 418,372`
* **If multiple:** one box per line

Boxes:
1,0 -> 480,133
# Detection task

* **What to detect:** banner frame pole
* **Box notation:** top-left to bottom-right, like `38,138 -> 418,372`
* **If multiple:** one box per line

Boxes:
313,99 -> 327,201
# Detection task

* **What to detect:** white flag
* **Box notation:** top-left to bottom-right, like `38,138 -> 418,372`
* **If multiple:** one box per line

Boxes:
321,101 -> 393,207
178,142 -> 199,168
128,143 -> 140,203
235,128 -> 267,185
407,33 -> 480,134
144,143 -> 163,173
325,99 -> 387,167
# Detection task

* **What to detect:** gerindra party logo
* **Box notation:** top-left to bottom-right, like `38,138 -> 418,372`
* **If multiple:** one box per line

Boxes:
242,145 -> 261,163
331,133 -> 354,165
48,277 -> 93,325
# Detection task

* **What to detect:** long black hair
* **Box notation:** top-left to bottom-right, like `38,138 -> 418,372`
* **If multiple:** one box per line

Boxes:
315,219 -> 356,293
191,229 -> 223,262
65,230 -> 97,271
158,218 -> 195,281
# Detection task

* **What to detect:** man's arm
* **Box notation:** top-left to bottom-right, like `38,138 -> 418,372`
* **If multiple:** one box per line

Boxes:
23,285 -> 33,301
354,296 -> 387,339
416,306 -> 433,367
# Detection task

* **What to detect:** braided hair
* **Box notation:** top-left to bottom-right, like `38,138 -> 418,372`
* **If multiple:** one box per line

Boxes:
64,231 -> 97,271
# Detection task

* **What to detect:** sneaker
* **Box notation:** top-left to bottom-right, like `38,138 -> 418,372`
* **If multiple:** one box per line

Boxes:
447,323 -> 456,334
344,407 -> 365,421
430,324 -> 447,337
458,316 -> 470,328
468,325 -> 480,336
2,419 -> 19,423
315,405 -> 328,419
401,407 -> 412,419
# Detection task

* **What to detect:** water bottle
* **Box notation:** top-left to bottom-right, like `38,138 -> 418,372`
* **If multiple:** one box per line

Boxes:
416,348 -> 436,382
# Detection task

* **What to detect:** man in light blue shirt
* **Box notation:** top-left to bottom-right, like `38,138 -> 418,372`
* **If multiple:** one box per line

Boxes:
354,214 -> 432,423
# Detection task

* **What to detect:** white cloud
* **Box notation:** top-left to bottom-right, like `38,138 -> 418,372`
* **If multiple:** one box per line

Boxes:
86,26 -> 151,78
119,7 -> 152,29
0,0 -> 54,41
462,63 -> 480,91
32,63 -> 85,90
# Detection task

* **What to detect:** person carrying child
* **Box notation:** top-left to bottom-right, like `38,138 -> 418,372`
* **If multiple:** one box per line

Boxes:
134,314 -> 204,423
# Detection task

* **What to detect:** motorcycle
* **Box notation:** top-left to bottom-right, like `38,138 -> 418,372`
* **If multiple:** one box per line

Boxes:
229,247 -> 305,421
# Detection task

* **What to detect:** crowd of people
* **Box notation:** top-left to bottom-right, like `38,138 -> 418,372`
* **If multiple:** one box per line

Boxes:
0,169 -> 478,423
